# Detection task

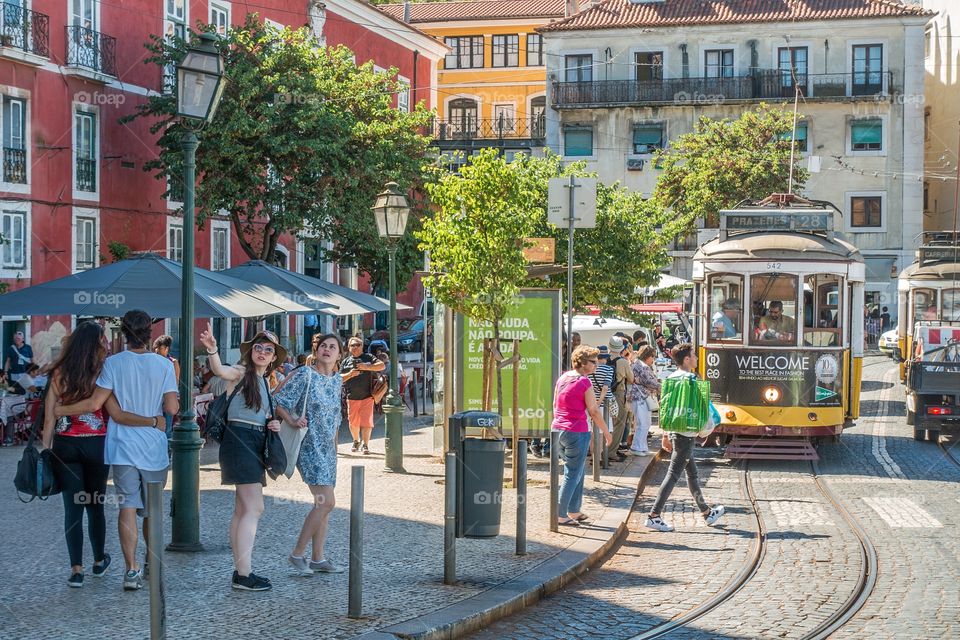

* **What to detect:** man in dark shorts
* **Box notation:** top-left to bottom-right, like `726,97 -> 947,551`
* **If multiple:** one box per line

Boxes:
340,336 -> 385,455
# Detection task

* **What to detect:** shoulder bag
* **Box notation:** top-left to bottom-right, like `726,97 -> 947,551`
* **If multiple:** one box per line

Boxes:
261,387 -> 287,481
204,382 -> 243,443
279,368 -> 312,479
14,386 -> 60,502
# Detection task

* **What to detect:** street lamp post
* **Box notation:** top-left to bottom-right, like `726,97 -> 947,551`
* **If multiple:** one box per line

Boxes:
168,32 -> 225,552
372,182 -> 410,473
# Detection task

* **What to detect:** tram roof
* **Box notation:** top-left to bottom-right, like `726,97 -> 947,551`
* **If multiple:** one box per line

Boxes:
694,231 -> 862,263
898,260 -> 960,282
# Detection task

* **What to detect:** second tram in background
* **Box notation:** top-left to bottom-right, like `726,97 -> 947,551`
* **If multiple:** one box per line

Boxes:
692,194 -> 865,460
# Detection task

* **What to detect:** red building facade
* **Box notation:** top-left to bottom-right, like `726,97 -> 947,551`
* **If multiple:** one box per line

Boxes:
0,0 -> 445,365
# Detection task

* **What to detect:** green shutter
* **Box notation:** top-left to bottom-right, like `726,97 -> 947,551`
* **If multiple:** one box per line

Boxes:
851,120 -> 881,145
565,128 -> 592,156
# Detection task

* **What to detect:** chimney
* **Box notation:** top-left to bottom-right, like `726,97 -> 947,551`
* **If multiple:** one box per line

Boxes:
403,1 -> 411,22
565,0 -> 579,18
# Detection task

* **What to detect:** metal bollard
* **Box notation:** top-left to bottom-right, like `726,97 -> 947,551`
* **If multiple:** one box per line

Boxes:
592,420 -> 601,482
549,430 -> 559,532
348,466 -> 364,619
146,481 -> 165,640
444,452 -> 456,584
602,400 -> 610,469
516,444 -> 527,556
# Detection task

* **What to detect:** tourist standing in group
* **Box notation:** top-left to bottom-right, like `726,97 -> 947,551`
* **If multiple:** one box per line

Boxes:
44,321 -> 161,588
340,336 -> 385,455
200,324 -> 284,591
5,330 -> 33,385
56,310 -> 178,591
607,337 -> 634,462
552,345 -> 612,527
645,343 -> 725,532
627,345 -> 660,456
275,333 -> 345,576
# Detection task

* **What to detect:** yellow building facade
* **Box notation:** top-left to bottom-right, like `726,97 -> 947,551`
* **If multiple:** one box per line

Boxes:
381,1 -> 566,152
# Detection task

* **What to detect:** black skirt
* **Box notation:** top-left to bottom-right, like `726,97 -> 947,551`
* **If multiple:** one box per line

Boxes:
219,422 -> 266,486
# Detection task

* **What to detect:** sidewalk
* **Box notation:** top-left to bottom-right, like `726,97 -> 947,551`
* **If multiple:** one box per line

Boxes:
0,409 -> 656,640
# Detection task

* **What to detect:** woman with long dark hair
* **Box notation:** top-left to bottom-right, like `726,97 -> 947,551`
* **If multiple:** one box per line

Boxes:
274,333 -> 344,575
41,322 -> 160,588
199,323 -> 284,592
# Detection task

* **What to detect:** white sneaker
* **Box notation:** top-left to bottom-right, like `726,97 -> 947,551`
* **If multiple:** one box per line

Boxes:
630,449 -> 652,456
644,516 -> 674,532
704,505 -> 725,526
288,554 -> 314,576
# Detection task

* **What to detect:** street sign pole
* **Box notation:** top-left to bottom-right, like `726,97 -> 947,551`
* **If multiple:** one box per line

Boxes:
566,174 -> 575,370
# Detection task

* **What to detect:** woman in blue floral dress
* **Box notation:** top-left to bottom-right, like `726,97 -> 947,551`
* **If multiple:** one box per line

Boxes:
274,333 -> 344,575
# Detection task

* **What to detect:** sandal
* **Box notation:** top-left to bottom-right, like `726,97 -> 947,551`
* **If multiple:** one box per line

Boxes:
558,518 -> 581,527
574,514 -> 590,522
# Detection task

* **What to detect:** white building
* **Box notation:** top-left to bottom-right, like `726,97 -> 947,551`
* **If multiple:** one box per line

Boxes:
922,0 -> 959,232
541,0 -> 931,317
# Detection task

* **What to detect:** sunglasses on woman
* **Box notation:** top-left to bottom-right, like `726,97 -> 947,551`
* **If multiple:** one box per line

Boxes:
253,344 -> 275,354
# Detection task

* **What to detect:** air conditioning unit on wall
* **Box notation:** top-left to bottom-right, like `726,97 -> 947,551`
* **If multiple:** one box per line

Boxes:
626,158 -> 645,171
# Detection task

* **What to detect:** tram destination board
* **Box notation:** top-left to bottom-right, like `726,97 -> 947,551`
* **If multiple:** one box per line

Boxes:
704,349 -> 842,408
723,211 -> 833,231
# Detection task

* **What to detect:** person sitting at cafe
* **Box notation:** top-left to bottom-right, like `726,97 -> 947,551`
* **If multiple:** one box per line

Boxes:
756,301 -> 796,342
711,299 -> 741,339
15,363 -> 42,397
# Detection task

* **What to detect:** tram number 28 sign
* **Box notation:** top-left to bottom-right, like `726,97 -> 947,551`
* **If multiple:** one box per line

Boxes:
704,350 -> 842,408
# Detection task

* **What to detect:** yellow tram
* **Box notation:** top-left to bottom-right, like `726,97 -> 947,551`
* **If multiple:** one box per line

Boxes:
692,195 -> 865,458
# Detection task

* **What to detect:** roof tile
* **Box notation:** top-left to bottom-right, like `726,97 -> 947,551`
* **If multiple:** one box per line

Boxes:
540,0 -> 931,32
379,0 -> 566,23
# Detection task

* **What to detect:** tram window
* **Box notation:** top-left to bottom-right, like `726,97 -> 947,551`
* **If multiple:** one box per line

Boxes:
708,274 -> 743,343
912,288 -> 936,323
802,275 -> 841,347
944,289 -> 960,321
750,274 -> 798,345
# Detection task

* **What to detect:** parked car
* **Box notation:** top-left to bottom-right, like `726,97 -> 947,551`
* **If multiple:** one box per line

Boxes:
397,318 -> 433,356
878,327 -> 898,356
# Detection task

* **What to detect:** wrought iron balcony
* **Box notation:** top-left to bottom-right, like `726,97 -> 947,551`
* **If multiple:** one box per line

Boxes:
552,70 -> 895,108
76,157 -> 96,192
3,147 -> 25,183
65,25 -> 117,76
0,3 -> 49,57
433,115 -> 547,143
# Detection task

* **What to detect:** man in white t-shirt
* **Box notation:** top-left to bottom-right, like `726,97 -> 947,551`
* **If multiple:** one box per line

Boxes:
57,310 -> 178,591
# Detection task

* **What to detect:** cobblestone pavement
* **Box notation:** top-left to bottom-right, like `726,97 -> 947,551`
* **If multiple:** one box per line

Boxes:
470,355 -> 960,639
0,407 -> 636,640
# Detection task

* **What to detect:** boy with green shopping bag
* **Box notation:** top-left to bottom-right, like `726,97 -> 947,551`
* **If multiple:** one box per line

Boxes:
645,343 -> 725,532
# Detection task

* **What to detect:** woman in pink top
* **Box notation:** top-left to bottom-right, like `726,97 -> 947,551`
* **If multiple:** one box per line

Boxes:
552,345 -> 612,526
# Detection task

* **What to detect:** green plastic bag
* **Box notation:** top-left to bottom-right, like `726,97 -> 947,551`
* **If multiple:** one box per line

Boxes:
659,375 -> 711,432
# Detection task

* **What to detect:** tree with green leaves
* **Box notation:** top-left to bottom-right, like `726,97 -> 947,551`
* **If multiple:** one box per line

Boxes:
125,15 -> 432,290
653,104 -> 808,235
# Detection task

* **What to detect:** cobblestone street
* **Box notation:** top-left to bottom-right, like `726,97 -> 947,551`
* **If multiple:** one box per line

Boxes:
468,355 -> 960,639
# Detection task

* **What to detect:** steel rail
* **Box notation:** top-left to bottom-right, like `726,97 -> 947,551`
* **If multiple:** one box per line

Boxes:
937,438 -> 960,471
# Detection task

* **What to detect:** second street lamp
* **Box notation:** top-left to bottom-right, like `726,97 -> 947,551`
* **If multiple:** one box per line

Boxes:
372,182 -> 410,473
168,32 -> 225,552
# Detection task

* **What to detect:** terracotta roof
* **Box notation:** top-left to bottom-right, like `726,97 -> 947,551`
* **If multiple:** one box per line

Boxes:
379,0 -> 566,24
540,0 -> 932,32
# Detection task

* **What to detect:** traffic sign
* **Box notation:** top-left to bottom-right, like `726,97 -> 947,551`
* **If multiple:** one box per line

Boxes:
547,177 -> 597,228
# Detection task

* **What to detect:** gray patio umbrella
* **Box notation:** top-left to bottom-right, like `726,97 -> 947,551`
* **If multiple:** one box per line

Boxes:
0,253 -> 322,318
221,260 -> 409,316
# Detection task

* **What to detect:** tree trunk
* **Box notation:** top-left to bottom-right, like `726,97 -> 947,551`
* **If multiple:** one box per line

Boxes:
493,316 -> 503,424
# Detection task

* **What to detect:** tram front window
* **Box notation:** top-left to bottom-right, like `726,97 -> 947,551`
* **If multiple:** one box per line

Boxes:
750,274 -> 798,346
708,274 -> 743,342
913,288 -> 936,323
944,288 -> 960,321
803,274 -> 842,347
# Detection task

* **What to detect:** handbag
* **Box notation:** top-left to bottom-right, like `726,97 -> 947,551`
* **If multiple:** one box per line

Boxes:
659,375 -> 711,433
261,390 -> 287,481
279,368 -> 312,479
645,394 -> 660,412
14,386 -> 60,502
204,383 -> 243,443
371,373 -> 388,404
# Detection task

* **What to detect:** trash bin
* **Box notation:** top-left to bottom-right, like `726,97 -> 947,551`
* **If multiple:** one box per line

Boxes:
451,411 -> 504,538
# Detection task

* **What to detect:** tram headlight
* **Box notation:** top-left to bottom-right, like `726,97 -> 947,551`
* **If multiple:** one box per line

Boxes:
762,386 -> 782,403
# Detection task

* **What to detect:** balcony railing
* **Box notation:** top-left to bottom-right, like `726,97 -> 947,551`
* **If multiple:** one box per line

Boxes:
553,70 -> 895,108
76,157 -> 96,192
0,3 -> 48,57
3,147 -> 25,183
65,25 -> 116,76
433,115 -> 547,142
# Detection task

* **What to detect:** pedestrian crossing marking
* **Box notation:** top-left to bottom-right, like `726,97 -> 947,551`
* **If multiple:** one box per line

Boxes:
862,497 -> 943,528
767,500 -> 835,527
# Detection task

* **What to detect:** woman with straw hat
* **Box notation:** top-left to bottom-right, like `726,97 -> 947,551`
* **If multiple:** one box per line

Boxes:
200,324 -> 285,592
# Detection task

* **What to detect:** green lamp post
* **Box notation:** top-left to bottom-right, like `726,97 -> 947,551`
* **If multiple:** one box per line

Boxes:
372,182 -> 410,473
168,32 -> 225,552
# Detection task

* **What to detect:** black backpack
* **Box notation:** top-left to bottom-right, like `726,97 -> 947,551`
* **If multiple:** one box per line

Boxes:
204,383 -> 243,443
609,356 -> 626,392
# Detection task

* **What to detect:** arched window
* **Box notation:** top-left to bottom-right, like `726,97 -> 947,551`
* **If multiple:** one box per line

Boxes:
448,98 -> 478,137
530,96 -> 546,138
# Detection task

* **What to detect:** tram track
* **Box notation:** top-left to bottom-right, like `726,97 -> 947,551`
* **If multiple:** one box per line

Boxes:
629,462 -> 877,640
937,437 -> 960,470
